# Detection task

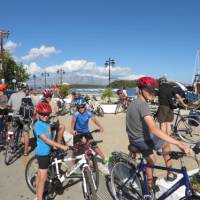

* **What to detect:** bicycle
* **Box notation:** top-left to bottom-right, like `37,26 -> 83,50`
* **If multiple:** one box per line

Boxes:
110,144 -> 200,200
153,107 -> 200,144
0,113 -> 9,150
85,96 -> 104,117
25,130 -> 102,200
4,112 -> 24,165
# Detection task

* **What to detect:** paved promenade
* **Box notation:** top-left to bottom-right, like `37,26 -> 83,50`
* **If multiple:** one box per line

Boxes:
0,112 -> 199,200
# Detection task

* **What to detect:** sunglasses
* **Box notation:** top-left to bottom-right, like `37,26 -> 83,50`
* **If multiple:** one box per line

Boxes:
39,113 -> 50,117
78,105 -> 85,109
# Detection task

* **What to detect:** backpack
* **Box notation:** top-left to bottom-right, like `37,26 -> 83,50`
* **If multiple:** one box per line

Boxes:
19,97 -> 34,120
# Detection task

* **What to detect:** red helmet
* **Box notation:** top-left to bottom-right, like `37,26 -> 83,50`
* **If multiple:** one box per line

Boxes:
0,83 -> 6,91
137,76 -> 158,94
42,89 -> 53,98
35,102 -> 52,115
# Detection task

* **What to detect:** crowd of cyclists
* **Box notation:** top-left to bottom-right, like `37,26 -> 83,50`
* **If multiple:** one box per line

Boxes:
0,75 -> 199,200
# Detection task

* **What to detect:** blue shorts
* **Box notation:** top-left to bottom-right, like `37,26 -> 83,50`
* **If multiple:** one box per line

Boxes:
129,135 -> 165,158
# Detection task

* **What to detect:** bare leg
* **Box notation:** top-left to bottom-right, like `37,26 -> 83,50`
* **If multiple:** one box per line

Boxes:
95,146 -> 105,160
24,132 -> 29,155
36,169 -> 48,200
160,122 -> 173,176
145,154 -> 156,188
57,124 -> 65,144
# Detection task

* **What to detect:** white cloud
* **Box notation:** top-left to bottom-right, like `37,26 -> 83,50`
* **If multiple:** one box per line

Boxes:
21,45 -> 60,61
25,59 -> 142,82
4,40 -> 18,53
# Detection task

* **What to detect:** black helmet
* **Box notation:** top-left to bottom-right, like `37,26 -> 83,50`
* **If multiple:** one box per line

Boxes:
17,82 -> 27,89
159,76 -> 167,83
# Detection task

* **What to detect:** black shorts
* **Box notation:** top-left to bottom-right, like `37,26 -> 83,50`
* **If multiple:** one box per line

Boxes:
129,135 -> 165,158
157,105 -> 174,123
36,155 -> 50,169
73,133 -> 94,145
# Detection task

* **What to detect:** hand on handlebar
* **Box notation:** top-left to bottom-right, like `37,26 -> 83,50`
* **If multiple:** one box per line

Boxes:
71,130 -> 77,136
61,144 -> 69,151
178,143 -> 193,156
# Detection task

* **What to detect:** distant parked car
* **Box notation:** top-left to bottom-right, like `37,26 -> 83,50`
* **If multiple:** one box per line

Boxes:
5,89 -> 15,99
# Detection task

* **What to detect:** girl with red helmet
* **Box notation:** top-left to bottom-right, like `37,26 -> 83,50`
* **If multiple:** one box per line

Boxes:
34,102 -> 68,200
126,76 -> 192,190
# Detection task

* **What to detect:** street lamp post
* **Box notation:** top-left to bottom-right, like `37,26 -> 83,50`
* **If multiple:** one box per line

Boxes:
0,30 -> 9,77
57,68 -> 65,84
105,58 -> 115,87
41,72 -> 49,88
33,74 -> 37,90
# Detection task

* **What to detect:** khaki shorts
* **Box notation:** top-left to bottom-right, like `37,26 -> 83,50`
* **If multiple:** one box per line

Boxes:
157,105 -> 174,123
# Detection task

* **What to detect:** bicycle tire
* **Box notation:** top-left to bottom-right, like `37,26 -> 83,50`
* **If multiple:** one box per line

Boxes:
25,156 -> 38,194
87,155 -> 99,190
4,135 -> 15,165
110,162 -> 143,200
179,194 -> 200,199
25,156 -> 57,198
82,167 -> 97,200
115,103 -> 121,114
177,117 -> 200,144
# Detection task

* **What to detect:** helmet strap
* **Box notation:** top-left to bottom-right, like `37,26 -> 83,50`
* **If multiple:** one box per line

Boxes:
141,89 -> 150,103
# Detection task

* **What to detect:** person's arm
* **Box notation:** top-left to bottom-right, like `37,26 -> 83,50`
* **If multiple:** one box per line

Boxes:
91,115 -> 104,132
71,117 -> 77,135
176,93 -> 187,107
40,134 -> 68,150
144,115 -> 192,154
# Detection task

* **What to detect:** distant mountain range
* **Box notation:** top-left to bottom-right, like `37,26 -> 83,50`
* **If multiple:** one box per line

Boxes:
28,74 -> 108,87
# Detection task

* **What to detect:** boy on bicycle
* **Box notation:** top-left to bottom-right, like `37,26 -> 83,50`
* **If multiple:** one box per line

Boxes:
126,76 -> 192,190
34,102 -> 68,200
71,97 -> 108,163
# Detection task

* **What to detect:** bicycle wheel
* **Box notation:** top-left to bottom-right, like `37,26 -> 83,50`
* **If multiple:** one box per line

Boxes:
111,162 -> 143,200
115,103 -> 122,114
177,117 -> 200,144
4,135 -> 15,165
82,167 -> 97,200
25,156 -> 38,194
179,194 -> 200,199
87,155 -> 99,190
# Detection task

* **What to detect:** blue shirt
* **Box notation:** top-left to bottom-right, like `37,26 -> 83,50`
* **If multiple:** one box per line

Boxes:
34,120 -> 52,156
73,110 -> 93,134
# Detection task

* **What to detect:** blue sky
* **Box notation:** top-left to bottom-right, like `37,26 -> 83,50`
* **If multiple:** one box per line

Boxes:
1,0 -> 200,84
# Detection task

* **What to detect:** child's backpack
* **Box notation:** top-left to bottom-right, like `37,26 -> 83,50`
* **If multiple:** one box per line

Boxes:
19,97 -> 34,120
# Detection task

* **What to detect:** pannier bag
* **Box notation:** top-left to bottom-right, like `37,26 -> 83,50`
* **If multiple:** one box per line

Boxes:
188,111 -> 200,127
19,97 -> 34,119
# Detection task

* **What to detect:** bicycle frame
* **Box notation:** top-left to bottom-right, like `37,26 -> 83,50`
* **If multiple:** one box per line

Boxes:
50,150 -> 97,195
49,149 -> 96,190
137,158 -> 193,200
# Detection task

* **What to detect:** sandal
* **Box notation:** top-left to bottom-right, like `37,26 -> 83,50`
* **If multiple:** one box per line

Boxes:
164,173 -> 177,182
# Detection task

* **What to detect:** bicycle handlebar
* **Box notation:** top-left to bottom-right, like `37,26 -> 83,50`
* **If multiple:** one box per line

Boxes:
156,143 -> 200,160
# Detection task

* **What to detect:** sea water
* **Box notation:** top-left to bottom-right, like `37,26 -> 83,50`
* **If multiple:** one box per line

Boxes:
70,88 -> 136,97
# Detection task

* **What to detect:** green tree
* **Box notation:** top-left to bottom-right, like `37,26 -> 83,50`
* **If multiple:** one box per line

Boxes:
0,52 -> 29,87
59,84 -> 70,97
101,87 -> 113,103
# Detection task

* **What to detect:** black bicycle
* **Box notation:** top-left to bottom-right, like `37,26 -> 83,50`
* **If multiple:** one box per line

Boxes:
4,112 -> 24,165
153,107 -> 200,144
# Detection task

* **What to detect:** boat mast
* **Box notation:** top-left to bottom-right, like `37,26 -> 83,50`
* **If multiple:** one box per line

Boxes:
192,49 -> 200,86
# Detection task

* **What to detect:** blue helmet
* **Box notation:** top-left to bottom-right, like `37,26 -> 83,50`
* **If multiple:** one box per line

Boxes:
75,97 -> 86,107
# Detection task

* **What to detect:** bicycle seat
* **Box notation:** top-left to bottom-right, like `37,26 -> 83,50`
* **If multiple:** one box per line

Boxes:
128,144 -> 140,153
